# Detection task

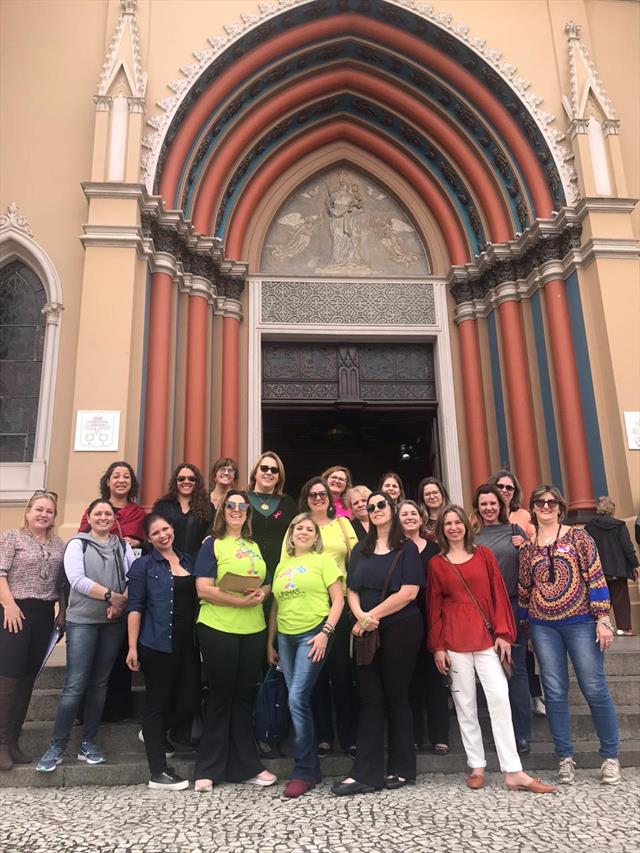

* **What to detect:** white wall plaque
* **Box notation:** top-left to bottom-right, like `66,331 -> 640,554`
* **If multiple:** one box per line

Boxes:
74,411 -> 120,452
624,412 -> 640,450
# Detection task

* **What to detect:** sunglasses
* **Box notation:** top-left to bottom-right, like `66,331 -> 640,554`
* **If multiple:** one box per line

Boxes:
367,499 -> 388,513
497,483 -> 515,492
533,498 -> 559,509
32,489 -> 58,501
177,475 -> 196,483
259,464 -> 279,475
225,501 -> 250,512
309,490 -> 328,500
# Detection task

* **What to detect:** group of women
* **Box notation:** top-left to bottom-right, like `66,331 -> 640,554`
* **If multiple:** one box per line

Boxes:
0,453 -> 633,796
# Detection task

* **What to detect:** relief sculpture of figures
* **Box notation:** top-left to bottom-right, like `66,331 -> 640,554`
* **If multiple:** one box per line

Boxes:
261,167 -> 430,276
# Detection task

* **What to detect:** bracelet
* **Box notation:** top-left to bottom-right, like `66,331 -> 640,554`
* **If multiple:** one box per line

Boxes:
324,622 -> 335,633
597,619 -> 614,632
321,627 -> 331,638
360,615 -> 369,628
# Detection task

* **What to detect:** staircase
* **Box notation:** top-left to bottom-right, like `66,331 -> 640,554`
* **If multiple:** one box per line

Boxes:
2,639 -> 639,788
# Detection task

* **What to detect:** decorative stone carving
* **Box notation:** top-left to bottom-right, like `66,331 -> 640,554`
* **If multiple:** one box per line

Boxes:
261,167 -> 429,276
97,0 -> 147,103
260,279 -> 436,326
41,302 -> 64,326
140,0 -> 578,204
562,19 -> 618,132
261,341 -> 436,403
0,203 -> 33,237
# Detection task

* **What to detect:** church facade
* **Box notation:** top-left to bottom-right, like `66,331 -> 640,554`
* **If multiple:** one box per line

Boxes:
0,0 -> 638,538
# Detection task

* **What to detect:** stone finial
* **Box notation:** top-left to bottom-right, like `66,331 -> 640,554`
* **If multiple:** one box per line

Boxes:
564,20 -> 582,40
121,0 -> 137,14
0,202 -> 33,236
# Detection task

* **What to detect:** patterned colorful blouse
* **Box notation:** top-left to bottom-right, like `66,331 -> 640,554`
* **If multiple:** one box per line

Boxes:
0,528 -> 66,601
517,528 -> 609,625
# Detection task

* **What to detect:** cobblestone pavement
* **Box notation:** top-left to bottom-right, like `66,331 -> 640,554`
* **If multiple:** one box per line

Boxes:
2,769 -> 639,853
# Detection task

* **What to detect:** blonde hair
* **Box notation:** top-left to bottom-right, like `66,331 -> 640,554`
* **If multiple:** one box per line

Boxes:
345,485 -> 372,510
284,512 -> 324,556
21,491 -> 58,538
596,496 -> 615,516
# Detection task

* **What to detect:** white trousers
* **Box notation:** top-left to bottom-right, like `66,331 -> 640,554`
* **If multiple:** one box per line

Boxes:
448,648 -> 522,773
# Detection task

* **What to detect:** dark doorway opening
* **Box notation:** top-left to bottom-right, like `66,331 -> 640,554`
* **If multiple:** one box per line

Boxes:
262,407 -> 439,502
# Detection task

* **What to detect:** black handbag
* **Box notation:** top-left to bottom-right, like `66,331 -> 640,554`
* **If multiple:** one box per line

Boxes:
351,546 -> 405,666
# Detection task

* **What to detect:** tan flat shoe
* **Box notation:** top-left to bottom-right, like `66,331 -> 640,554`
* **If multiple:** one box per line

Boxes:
506,778 -> 556,793
194,779 -> 213,792
466,774 -> 485,790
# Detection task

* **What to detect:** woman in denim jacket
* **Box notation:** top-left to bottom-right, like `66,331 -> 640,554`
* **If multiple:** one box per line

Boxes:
126,513 -> 200,790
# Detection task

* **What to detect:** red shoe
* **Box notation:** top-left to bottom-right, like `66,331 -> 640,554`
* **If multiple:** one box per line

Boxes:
283,778 -> 315,798
506,778 -> 556,794
466,774 -> 485,790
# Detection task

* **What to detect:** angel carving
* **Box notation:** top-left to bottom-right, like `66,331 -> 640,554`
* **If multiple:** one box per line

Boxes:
370,216 -> 418,266
269,212 -> 319,258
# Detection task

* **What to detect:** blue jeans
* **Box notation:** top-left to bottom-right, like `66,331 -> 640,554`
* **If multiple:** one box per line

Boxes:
52,620 -> 126,746
530,619 -> 619,759
277,624 -> 329,782
509,601 -> 532,741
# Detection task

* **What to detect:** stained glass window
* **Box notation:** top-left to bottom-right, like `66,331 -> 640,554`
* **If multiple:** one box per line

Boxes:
0,261 -> 46,462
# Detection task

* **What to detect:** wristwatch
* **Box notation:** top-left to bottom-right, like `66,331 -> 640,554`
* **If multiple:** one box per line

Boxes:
104,589 -> 112,602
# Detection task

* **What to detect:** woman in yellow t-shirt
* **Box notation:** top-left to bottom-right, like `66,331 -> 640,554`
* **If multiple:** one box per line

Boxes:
268,513 -> 344,798
297,477 -> 358,759
192,491 -> 276,792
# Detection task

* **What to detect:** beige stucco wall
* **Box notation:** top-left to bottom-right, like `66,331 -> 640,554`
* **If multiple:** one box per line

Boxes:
1,0 -> 638,534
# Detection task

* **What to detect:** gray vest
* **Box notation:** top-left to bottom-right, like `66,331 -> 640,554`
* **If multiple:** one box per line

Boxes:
66,534 -> 127,624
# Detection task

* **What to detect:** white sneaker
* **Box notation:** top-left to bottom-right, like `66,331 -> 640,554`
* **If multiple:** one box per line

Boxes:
600,758 -> 621,786
532,697 -> 546,716
558,757 -> 576,785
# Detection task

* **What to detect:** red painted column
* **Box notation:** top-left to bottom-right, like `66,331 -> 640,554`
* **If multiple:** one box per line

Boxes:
183,294 -> 209,471
457,316 -> 491,489
220,309 -> 240,461
543,279 -> 595,512
141,271 -> 173,507
497,298 -> 541,502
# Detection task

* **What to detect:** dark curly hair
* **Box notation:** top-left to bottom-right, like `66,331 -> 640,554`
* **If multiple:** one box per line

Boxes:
98,461 -> 139,502
158,463 -> 211,522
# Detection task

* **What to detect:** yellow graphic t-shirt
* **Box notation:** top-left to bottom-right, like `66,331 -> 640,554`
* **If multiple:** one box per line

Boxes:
196,535 -> 267,634
272,551 -> 343,635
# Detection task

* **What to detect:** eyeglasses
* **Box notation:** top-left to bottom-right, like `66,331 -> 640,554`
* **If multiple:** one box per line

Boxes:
32,489 -> 58,500
177,475 -> 196,483
533,498 -> 559,509
225,501 -> 250,512
259,464 -> 279,475
423,490 -> 441,498
367,499 -> 388,513
218,467 -> 236,476
309,490 -> 328,501
496,483 -> 515,493
328,475 -> 347,483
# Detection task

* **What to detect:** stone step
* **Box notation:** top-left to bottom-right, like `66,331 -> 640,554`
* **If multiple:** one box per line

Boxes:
2,740 -> 638,789
568,675 -> 639,706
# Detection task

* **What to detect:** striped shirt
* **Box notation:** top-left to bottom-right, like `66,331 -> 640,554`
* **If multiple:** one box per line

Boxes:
517,528 -> 609,625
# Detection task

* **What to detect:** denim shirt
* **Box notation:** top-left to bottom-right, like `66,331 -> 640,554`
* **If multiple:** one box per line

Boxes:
127,548 -> 195,653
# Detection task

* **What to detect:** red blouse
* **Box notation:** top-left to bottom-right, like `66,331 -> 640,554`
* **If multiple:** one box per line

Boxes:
78,501 -> 146,542
427,545 -> 516,653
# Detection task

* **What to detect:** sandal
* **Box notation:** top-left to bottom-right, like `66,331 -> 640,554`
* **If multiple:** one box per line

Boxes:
434,744 -> 449,755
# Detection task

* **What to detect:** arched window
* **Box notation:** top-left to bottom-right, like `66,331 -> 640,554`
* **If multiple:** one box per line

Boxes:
0,261 -> 46,462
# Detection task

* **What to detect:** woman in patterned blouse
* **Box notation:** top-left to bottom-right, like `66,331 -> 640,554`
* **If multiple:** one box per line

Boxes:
0,490 -> 65,770
518,484 -> 620,786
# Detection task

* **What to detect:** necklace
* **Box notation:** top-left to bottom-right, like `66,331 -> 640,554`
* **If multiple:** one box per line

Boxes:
255,492 -> 277,511
537,524 -> 561,547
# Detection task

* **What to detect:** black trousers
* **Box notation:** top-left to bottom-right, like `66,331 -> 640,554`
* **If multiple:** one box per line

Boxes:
351,611 -> 422,788
606,577 -> 632,632
195,624 -> 266,782
410,643 -> 450,748
0,599 -> 54,678
312,610 -> 357,750
139,633 -> 201,776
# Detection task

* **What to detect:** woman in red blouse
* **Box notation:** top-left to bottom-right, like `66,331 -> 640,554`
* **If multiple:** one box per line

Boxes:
427,505 -> 555,793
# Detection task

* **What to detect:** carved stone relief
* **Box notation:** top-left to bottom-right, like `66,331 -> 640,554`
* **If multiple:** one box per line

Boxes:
262,342 -> 436,404
260,280 -> 436,326
260,167 -> 429,276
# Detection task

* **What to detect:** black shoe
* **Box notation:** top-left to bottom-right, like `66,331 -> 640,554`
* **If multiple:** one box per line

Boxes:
148,770 -> 188,790
517,738 -> 531,755
164,737 -> 176,758
317,743 -> 332,758
331,780 -> 376,796
384,775 -> 415,790
345,745 -> 357,759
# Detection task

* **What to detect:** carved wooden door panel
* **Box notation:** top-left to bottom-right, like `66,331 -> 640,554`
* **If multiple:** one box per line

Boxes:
262,342 -> 436,407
